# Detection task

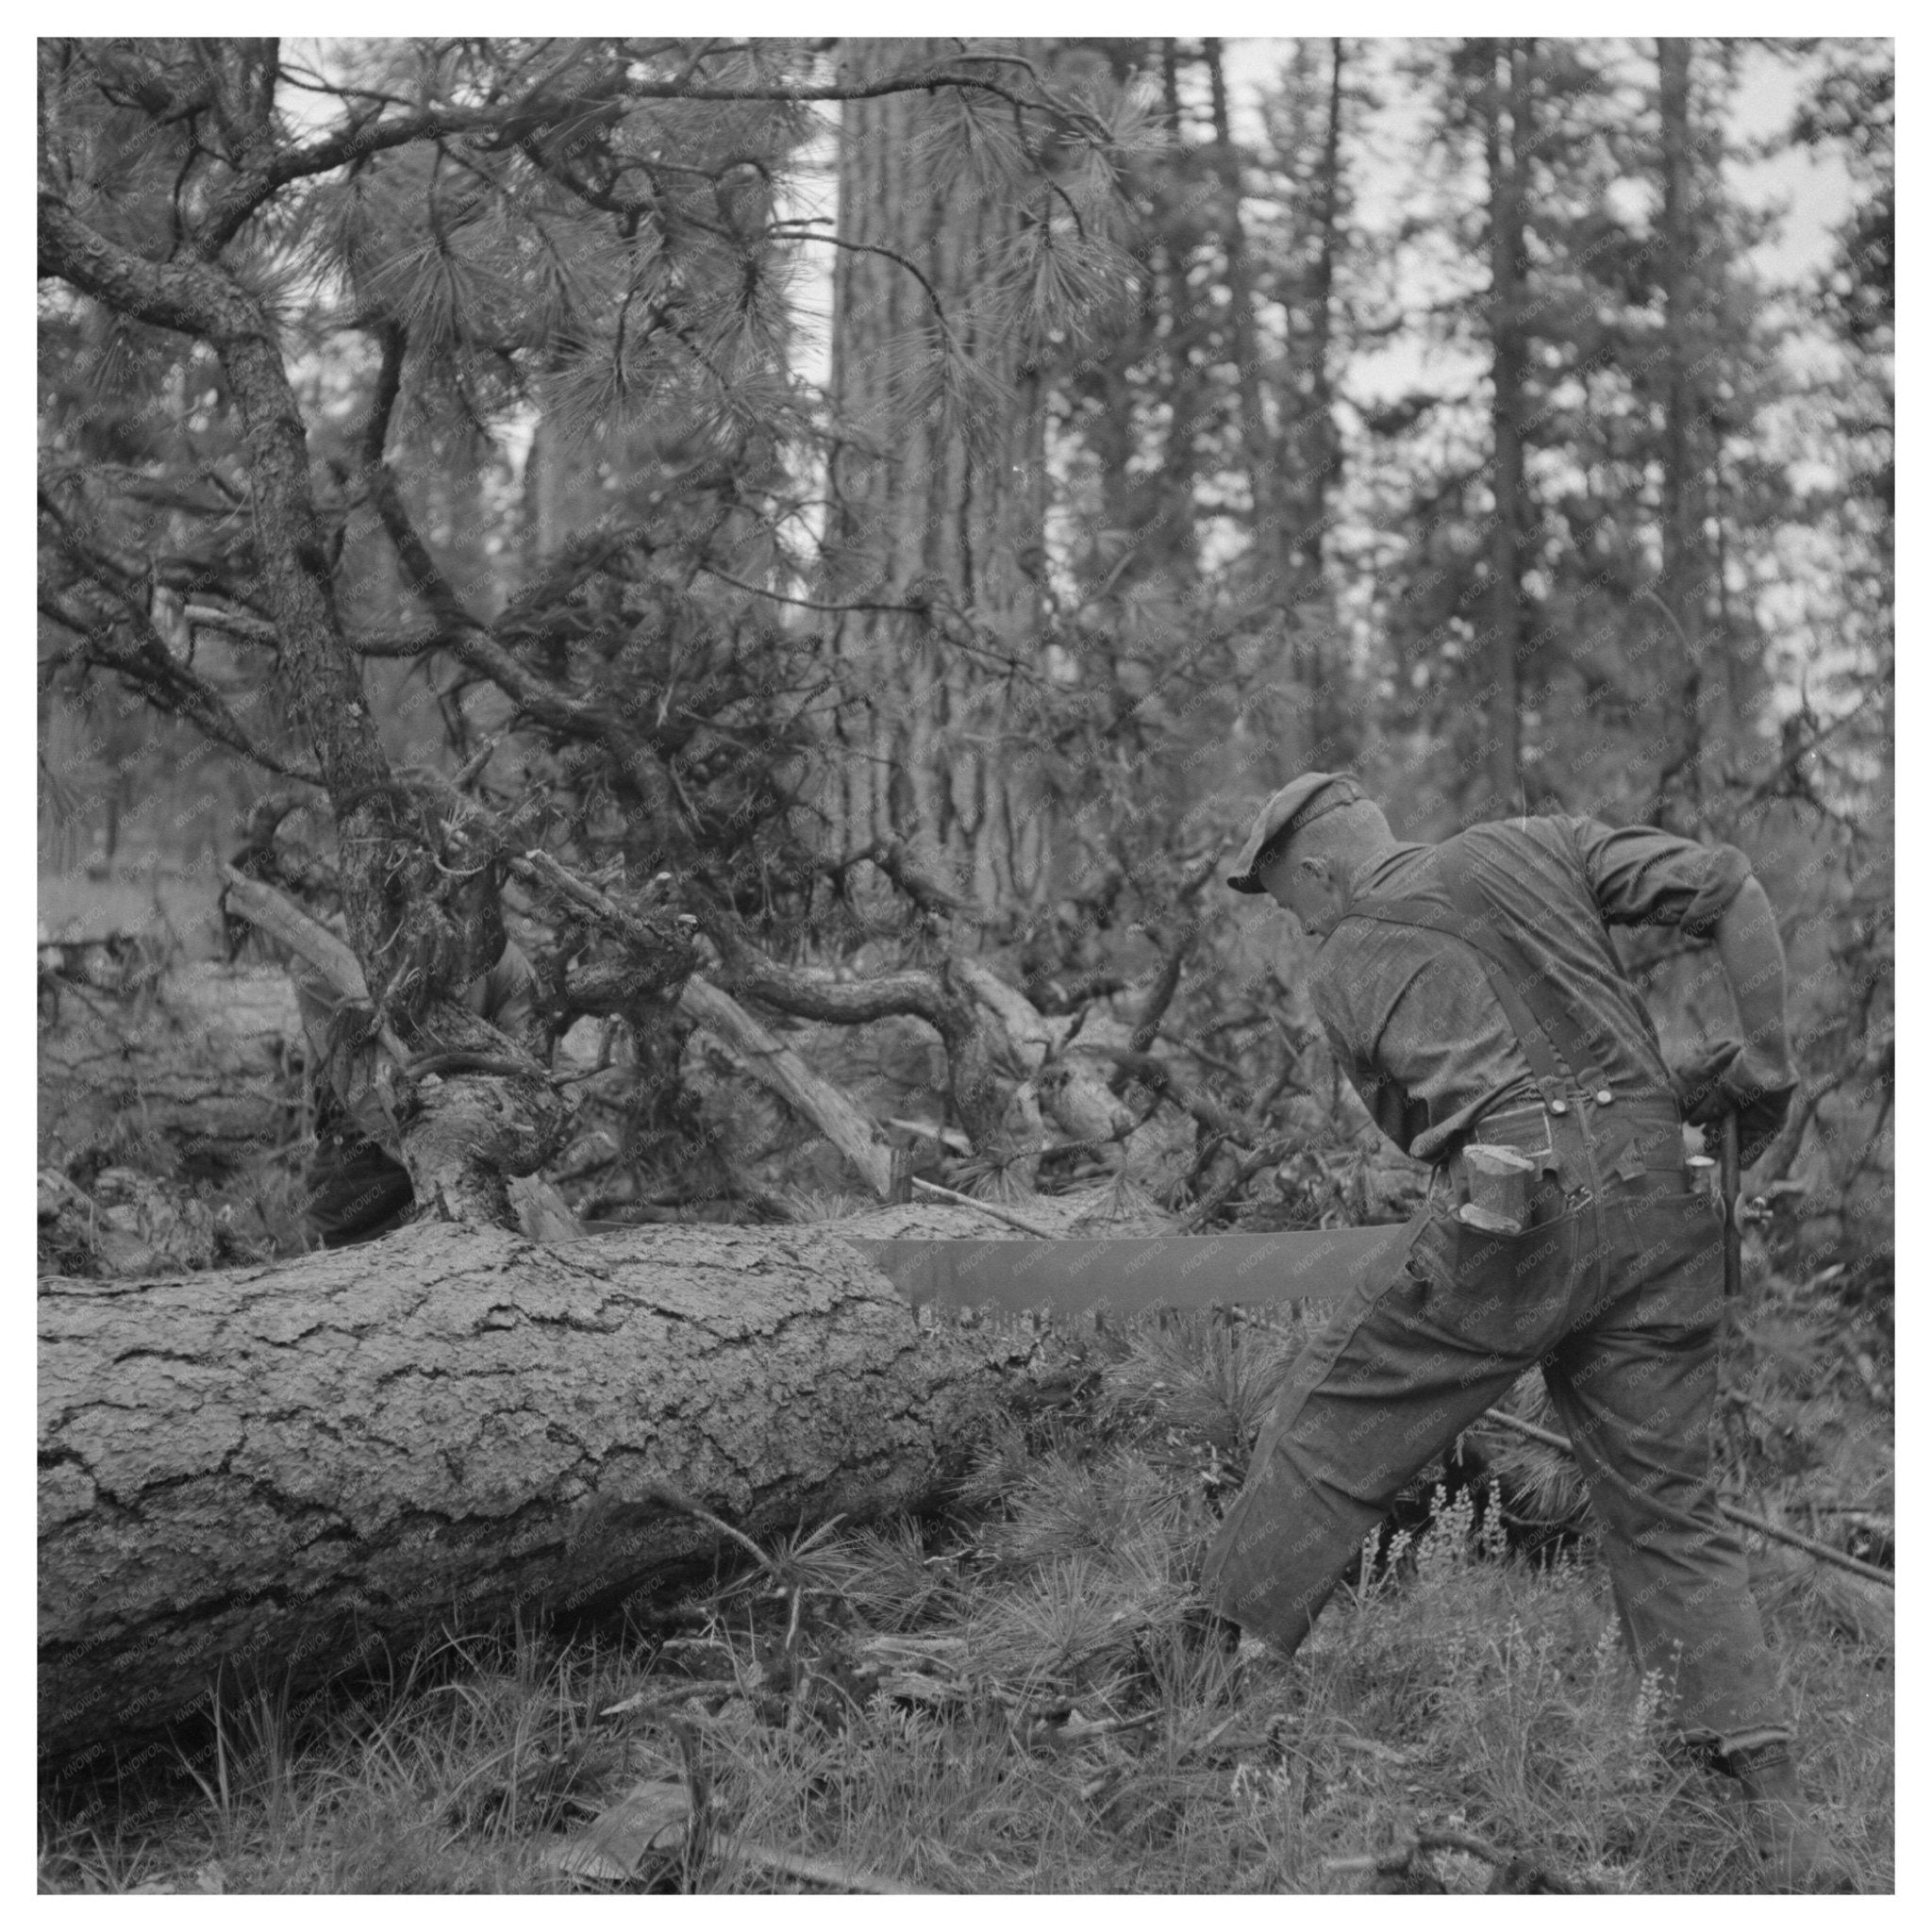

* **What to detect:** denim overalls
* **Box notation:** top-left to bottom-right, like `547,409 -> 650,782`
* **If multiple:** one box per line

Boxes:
1201,865 -> 1790,1752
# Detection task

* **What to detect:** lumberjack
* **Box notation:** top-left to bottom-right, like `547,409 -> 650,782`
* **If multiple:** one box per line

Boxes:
1202,772 -> 1844,1892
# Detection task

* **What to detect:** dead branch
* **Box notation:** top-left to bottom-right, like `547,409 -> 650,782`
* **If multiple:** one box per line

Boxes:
1174,1138 -> 1294,1233
509,853 -> 898,1198
1484,1410 -> 1894,1588
697,908 -> 1014,1154
508,850 -> 699,1008
863,837 -> 991,923
1123,927 -> 1191,1062
219,867 -> 365,1004
908,1177 -> 1057,1238
951,958 -> 1142,1160
620,1479 -> 776,1577
678,974 -> 895,1200
1088,1047 -> 1257,1144
717,1839 -> 935,1896
1325,1826 -> 1581,1893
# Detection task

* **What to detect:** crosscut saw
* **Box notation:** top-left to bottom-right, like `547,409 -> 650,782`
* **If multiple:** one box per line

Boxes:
839,1183 -> 1894,1592
845,1204 -> 1416,1320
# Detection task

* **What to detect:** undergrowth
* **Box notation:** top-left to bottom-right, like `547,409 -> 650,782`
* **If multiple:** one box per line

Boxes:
39,1319 -> 1893,1896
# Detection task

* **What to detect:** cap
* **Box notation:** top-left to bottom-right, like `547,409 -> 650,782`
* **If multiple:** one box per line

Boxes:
1225,773 -> 1363,893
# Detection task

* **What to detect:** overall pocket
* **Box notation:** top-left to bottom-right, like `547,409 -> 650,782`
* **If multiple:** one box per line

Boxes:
1404,1202 -> 1582,1351
1621,1184 -> 1725,1276
1604,1186 -> 1729,1333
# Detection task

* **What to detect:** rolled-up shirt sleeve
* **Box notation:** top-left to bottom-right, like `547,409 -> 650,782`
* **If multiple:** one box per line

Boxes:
1566,817 -> 1751,937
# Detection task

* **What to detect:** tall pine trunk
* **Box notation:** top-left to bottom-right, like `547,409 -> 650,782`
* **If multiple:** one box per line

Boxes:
1151,39 -> 1203,588
824,39 -> 1051,912
1657,37 -> 1706,818
1206,41 -> 1274,551
1297,37 -> 1349,766
1483,39 -> 1531,814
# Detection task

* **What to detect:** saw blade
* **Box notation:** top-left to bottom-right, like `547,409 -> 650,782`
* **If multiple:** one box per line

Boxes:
843,1223 -> 1417,1317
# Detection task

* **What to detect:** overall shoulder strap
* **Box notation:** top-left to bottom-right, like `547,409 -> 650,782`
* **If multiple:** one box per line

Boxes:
1343,833 -> 1621,1107
1431,864 -> 1613,1101
1339,894 -> 1576,1104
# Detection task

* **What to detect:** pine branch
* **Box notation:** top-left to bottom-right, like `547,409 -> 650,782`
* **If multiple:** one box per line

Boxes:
358,323 -> 484,640
769,224 -> 957,341
39,192 -> 253,339
37,580 -> 319,786
348,386 -> 691,841
699,904 -> 951,1030
691,560 -> 917,617
938,52 -> 1113,142
188,59 -> 1109,260
180,606 -> 451,658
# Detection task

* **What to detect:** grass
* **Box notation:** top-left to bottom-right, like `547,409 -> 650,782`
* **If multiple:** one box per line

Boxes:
37,1325 -> 1893,1897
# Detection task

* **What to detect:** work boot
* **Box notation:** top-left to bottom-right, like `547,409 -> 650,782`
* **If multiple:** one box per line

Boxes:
1722,1741 -> 1855,1892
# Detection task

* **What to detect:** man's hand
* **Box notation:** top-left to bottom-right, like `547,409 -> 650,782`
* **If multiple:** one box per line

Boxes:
1672,1038 -> 1797,1167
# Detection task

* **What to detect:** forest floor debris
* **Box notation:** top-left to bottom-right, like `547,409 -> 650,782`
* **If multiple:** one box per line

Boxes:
38,1312 -> 1892,1896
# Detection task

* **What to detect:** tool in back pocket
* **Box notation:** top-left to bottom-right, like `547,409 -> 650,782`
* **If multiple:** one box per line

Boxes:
1457,1141 -> 1538,1235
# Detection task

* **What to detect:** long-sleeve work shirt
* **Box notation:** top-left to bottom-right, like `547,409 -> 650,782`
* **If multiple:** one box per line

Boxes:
1309,815 -> 1750,1165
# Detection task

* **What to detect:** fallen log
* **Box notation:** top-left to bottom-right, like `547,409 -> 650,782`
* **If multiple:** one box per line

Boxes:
38,1221 -> 1010,1777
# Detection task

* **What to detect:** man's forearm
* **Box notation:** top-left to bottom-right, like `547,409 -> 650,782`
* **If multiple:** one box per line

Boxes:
1709,878 -> 1793,1074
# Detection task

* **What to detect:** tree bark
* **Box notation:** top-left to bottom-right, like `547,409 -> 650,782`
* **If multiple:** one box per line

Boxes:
1296,38 -> 1349,764
1657,37 -> 1706,819
1205,41 -> 1274,554
825,36 -> 1051,910
39,1221 -> 1010,1775
1483,39 -> 1531,815
37,192 -> 562,1228
1154,41 -> 1208,591
1307,40 -> 1346,542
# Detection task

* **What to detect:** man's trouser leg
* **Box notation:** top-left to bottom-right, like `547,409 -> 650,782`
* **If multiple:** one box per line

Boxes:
1540,1182 -> 1789,1750
1201,1202 -> 1582,1652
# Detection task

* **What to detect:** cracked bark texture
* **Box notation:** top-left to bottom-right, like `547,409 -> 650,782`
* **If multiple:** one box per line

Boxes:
40,1221 -> 1006,1774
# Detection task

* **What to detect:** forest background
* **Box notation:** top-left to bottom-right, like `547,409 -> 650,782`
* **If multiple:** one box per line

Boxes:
37,33 -> 1892,1262
32,34 -> 1894,1894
